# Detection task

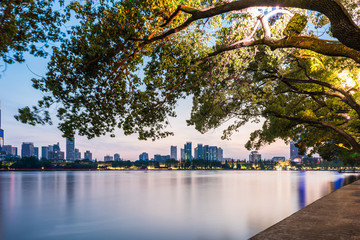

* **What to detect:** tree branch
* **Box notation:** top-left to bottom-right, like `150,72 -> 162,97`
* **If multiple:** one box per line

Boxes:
267,111 -> 360,153
145,0 -> 360,51
202,36 -> 360,64
280,77 -> 360,116
160,5 -> 198,28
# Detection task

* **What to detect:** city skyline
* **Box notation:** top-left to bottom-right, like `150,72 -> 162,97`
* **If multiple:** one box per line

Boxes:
2,135 -> 289,162
0,104 -> 290,161
0,55 -> 290,161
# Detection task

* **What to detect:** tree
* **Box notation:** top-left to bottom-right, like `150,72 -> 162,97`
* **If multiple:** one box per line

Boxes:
14,0 -> 360,162
0,0 -> 66,66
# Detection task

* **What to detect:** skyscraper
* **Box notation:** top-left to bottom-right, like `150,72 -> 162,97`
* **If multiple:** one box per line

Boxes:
208,146 -> 218,161
194,147 -> 198,159
21,142 -> 34,158
41,146 -> 49,160
34,147 -> 39,159
180,148 -> 185,161
203,145 -> 209,160
217,147 -> 223,161
75,148 -> 81,160
139,152 -> 149,161
0,101 -> 4,149
184,142 -> 192,162
249,151 -> 261,162
114,153 -> 120,161
48,143 -> 64,161
84,150 -> 93,161
196,144 -> 204,160
170,146 -> 177,160
66,137 -> 75,161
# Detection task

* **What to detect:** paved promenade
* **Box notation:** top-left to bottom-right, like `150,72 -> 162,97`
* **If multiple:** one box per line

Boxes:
250,179 -> 360,240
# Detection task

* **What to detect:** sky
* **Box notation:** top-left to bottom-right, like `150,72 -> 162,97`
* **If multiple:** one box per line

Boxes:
0,51 -> 290,161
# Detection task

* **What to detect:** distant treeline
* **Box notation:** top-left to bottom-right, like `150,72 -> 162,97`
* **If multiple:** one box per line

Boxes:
0,156 -> 356,170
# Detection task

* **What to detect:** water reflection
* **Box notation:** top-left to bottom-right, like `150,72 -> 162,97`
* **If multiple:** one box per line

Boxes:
298,172 -> 306,209
0,171 -> 359,240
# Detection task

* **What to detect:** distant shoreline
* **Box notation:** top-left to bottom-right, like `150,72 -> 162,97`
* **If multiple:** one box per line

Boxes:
0,168 -> 343,172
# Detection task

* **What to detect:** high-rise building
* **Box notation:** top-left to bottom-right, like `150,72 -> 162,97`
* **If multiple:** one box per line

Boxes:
196,144 -> 204,160
2,145 -> 16,156
217,147 -> 223,161
84,150 -> 93,161
194,147 -> 198,159
66,137 -> 75,161
34,147 -> 39,159
104,155 -> 113,161
75,148 -> 81,160
114,153 -> 121,161
48,143 -> 64,161
170,146 -> 177,160
139,152 -> 149,161
59,151 -> 65,160
203,145 -> 209,160
290,141 -> 307,160
41,146 -> 49,160
209,146 -> 218,161
184,142 -> 192,162
249,151 -> 261,162
21,142 -> 34,158
0,101 -> 4,149
180,148 -> 185,161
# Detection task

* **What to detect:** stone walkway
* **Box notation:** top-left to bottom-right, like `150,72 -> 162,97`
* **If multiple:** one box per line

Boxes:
250,179 -> 360,240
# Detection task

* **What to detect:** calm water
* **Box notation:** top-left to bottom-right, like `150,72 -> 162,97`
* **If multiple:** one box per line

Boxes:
0,170 -> 358,240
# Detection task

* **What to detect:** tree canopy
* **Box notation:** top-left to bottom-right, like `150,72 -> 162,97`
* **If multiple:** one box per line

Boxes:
0,0 -> 66,65
7,0 -> 360,162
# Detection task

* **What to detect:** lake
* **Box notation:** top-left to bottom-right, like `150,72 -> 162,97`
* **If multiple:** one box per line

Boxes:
0,170 -> 358,240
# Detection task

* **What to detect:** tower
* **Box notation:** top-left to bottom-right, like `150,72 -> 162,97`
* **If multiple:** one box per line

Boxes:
66,137 -> 75,161
184,142 -> 192,162
197,144 -> 204,160
84,150 -> 93,161
217,147 -> 223,162
249,151 -> 261,162
21,142 -> 34,158
114,153 -> 120,161
170,145 -> 177,160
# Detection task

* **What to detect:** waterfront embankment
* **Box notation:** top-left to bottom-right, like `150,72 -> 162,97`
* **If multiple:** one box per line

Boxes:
250,179 -> 360,239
